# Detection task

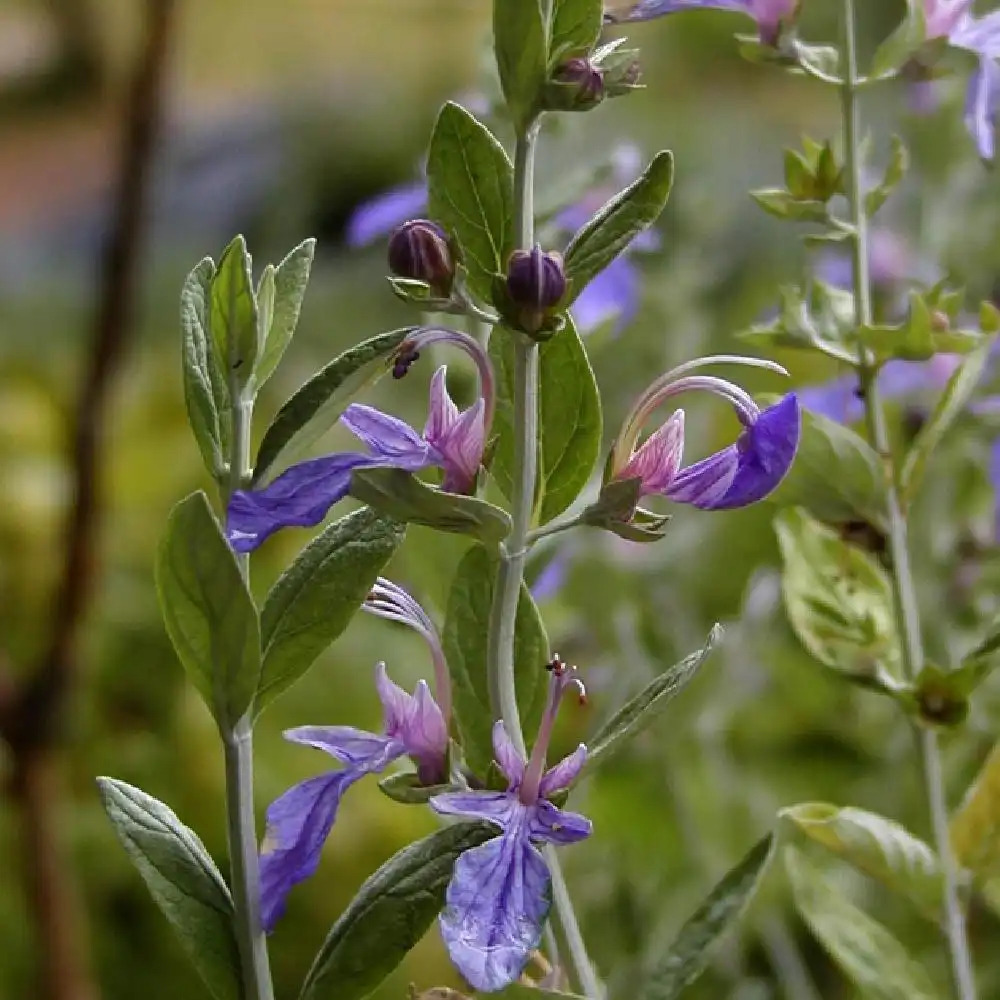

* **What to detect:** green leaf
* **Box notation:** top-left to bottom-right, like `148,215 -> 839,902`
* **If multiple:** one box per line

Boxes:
785,847 -> 940,1000
442,545 -> 550,777
155,492 -> 260,729
780,803 -> 943,920
349,467 -> 511,546
299,822 -> 494,1000
870,3 -> 929,80
427,102 -> 514,302
563,151 -> 673,300
376,771 -> 452,805
490,318 -> 602,524
180,257 -> 231,478
767,405 -> 887,530
583,626 -> 721,777
858,293 -> 985,365
866,136 -> 909,217
638,835 -> 775,1000
952,742 -> 1000,878
258,507 -> 405,713
901,339 -> 993,504
254,238 -> 315,387
253,328 -> 409,484
549,0 -> 603,63
97,778 -> 239,1000
774,508 -> 901,688
210,235 -> 258,388
493,0 -> 548,130
750,188 -> 830,223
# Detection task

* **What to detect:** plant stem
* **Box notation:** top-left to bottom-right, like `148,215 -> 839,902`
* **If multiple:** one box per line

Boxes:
223,383 -> 274,1000
839,3 -> 976,998
484,118 -> 601,998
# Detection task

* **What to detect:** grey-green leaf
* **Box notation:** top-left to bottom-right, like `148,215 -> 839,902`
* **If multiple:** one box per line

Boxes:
549,0 -> 603,63
638,834 -> 775,1000
901,339 -> 993,504
563,151 -> 674,301
349,467 -> 511,545
155,491 -> 260,729
767,405 -> 887,530
97,778 -> 239,1000
210,234 -> 258,388
493,0 -> 547,131
298,822 -> 494,1000
442,545 -> 550,777
254,238 -> 316,387
780,803 -> 943,920
490,318 -> 602,524
252,328 -> 409,484
258,507 -> 405,713
583,625 -> 721,778
181,257 -> 231,478
785,847 -> 940,1000
427,102 -> 514,303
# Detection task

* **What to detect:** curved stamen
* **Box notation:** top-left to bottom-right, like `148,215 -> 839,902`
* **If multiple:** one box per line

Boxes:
396,325 -> 496,439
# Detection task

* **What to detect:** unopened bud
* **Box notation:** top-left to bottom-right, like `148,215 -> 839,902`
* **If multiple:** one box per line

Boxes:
505,246 -> 566,333
387,220 -> 455,297
547,58 -> 605,110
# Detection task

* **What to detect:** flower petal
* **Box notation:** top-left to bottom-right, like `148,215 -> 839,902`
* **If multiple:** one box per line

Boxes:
226,452 -> 375,552
539,744 -> 588,797
493,720 -> 526,786
528,799 -> 593,845
404,680 -> 449,775
965,56 -> 1000,161
259,771 -> 359,931
341,404 -> 438,465
423,368 -> 486,493
797,376 -> 862,424
608,0 -> 751,23
374,662 -> 413,735
439,826 -> 550,992
571,254 -> 640,337
431,790 -> 515,828
283,725 -> 405,770
345,181 -> 428,247
663,444 -> 738,507
423,366 -> 461,443
618,409 -> 685,495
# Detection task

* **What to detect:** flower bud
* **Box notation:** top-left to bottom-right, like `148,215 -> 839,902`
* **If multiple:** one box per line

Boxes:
387,219 -> 455,297
504,246 -> 567,333
545,58 -> 605,111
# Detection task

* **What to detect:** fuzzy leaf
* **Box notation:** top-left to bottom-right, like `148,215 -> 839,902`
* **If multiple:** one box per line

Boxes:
97,778 -> 239,1000
750,189 -> 830,223
442,545 -> 550,777
258,507 -> 405,713
866,136 -> 909,217
349,467 -> 511,545
952,742 -> 1000,879
549,0 -> 603,62
180,257 -> 231,477
638,835 -> 775,999
253,328 -> 410,484
427,102 -> 514,302
775,507 -> 901,687
583,626 -> 721,776
785,847 -> 939,1000
780,803 -> 943,920
490,318 -> 602,524
254,239 -> 315,387
155,491 -> 260,728
493,0 -> 548,130
210,235 -> 258,388
299,822 -> 494,1000
563,151 -> 673,300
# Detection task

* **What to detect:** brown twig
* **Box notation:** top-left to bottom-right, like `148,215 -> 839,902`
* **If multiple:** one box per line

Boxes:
0,3 -> 176,998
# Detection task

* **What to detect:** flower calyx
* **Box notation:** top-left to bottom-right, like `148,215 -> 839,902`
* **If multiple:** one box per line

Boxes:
493,245 -> 569,340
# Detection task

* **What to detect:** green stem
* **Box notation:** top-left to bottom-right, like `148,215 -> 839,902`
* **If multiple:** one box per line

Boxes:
223,378 -> 274,1000
484,118 -> 600,998
840,4 -> 976,998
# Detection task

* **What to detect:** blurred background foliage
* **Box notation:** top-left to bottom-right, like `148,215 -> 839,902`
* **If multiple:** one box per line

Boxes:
4,1 -> 1000,998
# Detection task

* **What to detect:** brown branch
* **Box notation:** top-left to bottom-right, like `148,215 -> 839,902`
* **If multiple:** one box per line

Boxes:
1,3 -> 177,999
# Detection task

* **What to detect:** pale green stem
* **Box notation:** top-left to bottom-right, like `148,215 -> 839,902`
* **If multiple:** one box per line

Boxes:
484,119 -> 600,998
840,3 -> 976,998
223,372 -> 274,1000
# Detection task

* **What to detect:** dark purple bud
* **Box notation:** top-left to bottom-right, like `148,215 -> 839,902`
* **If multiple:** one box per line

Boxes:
505,246 -> 566,332
387,219 -> 455,296
552,58 -> 605,108
391,344 -> 420,380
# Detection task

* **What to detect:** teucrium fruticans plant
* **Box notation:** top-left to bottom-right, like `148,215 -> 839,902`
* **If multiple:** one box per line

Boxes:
96,0 -> 1000,996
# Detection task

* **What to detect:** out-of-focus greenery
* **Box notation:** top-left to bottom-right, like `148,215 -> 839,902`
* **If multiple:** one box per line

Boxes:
4,1 -> 1000,998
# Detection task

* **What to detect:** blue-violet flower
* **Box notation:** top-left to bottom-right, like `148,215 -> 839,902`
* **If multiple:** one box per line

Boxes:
607,0 -> 800,47
431,658 -> 592,992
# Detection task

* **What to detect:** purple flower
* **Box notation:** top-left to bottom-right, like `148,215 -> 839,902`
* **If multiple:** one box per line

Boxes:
259,660 -> 449,931
227,328 -> 493,552
431,659 -> 591,992
608,356 -> 801,510
607,0 -> 799,46
346,181 -> 428,248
